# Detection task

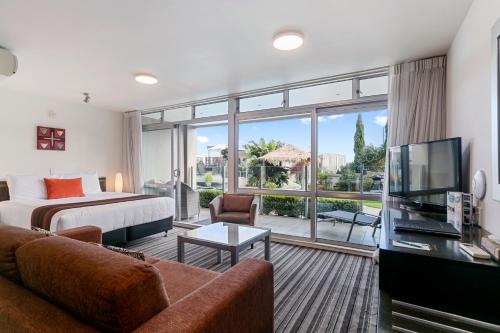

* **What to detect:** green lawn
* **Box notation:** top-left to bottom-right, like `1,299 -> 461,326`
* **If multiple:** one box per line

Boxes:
363,200 -> 383,209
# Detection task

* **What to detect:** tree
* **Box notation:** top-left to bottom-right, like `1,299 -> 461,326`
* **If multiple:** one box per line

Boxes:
360,145 -> 386,172
243,139 -> 289,187
353,113 -> 365,172
335,165 -> 358,191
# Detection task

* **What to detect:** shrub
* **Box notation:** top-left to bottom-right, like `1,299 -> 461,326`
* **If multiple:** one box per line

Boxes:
204,172 -> 213,185
316,198 -> 361,214
199,189 -> 222,208
262,195 -> 305,218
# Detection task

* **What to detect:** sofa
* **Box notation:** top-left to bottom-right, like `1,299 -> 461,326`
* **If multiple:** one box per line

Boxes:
0,224 -> 274,333
209,194 -> 257,226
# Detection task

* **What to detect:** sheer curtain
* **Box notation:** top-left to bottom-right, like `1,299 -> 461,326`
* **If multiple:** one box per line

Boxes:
123,111 -> 143,193
384,56 -> 447,200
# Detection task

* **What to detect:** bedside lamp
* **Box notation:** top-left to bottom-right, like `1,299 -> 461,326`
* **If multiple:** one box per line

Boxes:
115,172 -> 123,193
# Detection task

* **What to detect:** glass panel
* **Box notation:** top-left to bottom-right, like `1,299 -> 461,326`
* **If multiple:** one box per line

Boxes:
255,195 -> 311,238
142,129 -> 173,197
289,81 -> 352,107
317,109 -> 387,194
359,76 -> 388,97
164,107 -> 192,122
238,117 -> 311,191
195,101 -> 228,118
239,92 -> 284,112
316,197 -> 381,247
141,112 -> 162,125
182,222 -> 268,246
190,124 -> 228,191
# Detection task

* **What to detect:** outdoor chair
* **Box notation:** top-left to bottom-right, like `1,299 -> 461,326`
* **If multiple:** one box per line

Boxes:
317,209 -> 382,242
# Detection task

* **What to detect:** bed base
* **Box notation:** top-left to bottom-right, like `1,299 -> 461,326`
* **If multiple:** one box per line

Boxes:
102,216 -> 173,246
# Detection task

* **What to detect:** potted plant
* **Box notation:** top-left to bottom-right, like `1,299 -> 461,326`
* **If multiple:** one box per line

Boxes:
318,172 -> 329,190
204,172 -> 214,187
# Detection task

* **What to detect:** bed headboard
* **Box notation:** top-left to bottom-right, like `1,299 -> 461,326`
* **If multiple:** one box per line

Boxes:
0,177 -> 107,202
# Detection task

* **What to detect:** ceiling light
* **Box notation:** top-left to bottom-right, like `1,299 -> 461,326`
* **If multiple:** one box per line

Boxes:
273,32 -> 303,51
135,74 -> 158,85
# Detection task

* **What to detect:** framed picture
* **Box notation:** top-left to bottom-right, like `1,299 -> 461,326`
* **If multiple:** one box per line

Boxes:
491,19 -> 500,201
36,126 -> 66,151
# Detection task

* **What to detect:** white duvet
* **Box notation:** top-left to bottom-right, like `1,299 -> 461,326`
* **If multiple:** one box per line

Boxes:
0,192 -> 175,233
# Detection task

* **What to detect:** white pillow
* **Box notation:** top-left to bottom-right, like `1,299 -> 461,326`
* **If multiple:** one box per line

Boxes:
6,175 -> 47,200
50,172 -> 102,194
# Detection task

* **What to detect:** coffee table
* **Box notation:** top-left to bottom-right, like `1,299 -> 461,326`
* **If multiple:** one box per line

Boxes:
177,222 -> 271,266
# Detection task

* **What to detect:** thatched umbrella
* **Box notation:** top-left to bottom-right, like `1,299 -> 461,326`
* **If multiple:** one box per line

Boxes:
258,144 -> 310,165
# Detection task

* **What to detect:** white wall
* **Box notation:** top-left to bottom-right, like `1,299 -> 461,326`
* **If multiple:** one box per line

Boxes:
447,0 -> 500,236
0,88 -> 122,190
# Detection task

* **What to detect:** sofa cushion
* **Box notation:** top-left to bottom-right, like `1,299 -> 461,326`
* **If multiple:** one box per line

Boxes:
0,276 -> 98,333
222,194 -> 254,213
16,236 -> 169,333
153,260 -> 220,303
217,212 -> 251,224
0,225 -> 45,283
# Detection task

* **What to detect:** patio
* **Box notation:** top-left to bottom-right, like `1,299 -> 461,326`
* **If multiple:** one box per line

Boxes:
183,208 -> 380,247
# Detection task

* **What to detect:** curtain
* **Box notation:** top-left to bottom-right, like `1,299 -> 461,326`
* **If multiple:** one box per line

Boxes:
387,55 -> 446,146
384,56 -> 447,200
123,111 -> 143,193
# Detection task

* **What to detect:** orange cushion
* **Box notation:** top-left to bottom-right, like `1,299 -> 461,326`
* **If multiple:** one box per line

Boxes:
44,178 -> 84,199
223,194 -> 254,212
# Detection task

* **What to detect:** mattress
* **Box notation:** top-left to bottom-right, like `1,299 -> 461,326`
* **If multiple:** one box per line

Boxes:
0,192 -> 175,233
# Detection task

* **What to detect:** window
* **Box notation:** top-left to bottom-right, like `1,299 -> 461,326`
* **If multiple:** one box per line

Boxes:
164,107 -> 192,122
239,92 -> 284,112
195,101 -> 228,118
190,124 -> 228,191
238,117 -> 311,191
289,81 -> 352,107
141,112 -> 162,125
359,76 -> 388,97
317,109 -> 387,194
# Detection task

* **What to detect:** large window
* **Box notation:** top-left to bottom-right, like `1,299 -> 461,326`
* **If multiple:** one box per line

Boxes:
141,71 -> 388,250
195,101 -> 228,118
238,117 -> 311,191
289,80 -> 352,107
317,109 -> 387,194
239,93 -> 284,112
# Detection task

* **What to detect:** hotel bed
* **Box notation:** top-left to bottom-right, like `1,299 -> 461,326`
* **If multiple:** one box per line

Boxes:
0,175 -> 175,245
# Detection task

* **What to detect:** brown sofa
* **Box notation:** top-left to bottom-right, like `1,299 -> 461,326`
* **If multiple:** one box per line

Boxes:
209,194 -> 257,226
0,225 -> 274,333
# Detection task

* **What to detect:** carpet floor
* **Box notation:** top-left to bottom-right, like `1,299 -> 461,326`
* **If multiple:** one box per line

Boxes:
126,227 -> 379,333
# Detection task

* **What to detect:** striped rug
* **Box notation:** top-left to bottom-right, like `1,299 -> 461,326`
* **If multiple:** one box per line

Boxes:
126,227 -> 379,333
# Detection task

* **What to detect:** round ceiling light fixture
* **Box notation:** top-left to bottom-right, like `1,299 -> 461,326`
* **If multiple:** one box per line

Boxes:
135,73 -> 158,85
273,31 -> 304,51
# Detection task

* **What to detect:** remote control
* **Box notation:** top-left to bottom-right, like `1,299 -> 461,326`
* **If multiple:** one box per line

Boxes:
459,243 -> 491,259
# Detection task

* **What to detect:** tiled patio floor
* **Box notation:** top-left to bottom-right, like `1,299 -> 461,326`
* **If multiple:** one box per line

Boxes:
183,208 -> 380,247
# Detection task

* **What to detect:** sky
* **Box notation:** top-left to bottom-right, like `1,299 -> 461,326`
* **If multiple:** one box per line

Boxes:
195,109 -> 388,162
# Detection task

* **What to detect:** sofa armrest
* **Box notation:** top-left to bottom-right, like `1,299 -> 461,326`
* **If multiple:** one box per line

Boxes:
133,258 -> 274,333
209,195 -> 223,222
55,226 -> 102,244
249,202 -> 258,226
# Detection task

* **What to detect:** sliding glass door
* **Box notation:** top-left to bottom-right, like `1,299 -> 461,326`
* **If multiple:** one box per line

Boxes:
140,70 -> 389,250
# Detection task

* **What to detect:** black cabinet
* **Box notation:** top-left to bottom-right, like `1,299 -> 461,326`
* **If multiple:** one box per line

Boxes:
378,205 -> 500,332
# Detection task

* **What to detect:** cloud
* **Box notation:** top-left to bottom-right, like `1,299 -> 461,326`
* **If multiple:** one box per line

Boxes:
328,114 -> 344,120
374,115 -> 388,126
300,116 -> 326,124
197,135 -> 209,143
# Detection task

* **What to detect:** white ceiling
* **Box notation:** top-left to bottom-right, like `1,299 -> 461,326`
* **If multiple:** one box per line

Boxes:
0,0 -> 472,112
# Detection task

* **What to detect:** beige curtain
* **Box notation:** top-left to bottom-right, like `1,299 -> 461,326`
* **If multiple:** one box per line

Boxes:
387,55 -> 446,146
123,111 -> 143,193
384,56 -> 447,200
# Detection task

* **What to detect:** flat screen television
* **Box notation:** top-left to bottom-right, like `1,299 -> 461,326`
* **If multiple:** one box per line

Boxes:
388,137 -> 462,207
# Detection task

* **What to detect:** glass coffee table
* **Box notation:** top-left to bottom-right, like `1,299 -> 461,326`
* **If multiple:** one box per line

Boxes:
177,222 -> 271,266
